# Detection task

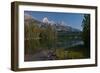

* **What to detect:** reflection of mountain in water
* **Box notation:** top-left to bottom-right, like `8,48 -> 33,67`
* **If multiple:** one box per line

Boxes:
24,14 -> 83,49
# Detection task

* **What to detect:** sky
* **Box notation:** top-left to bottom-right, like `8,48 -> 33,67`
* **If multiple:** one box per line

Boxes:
24,11 -> 86,30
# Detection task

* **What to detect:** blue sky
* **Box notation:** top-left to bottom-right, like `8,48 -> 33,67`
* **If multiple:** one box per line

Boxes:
24,11 -> 86,30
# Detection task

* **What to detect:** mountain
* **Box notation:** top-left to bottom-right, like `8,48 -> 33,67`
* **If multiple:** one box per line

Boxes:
53,24 -> 81,32
24,14 -> 81,32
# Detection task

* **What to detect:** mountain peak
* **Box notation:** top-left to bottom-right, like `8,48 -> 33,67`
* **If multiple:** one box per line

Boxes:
43,17 -> 49,23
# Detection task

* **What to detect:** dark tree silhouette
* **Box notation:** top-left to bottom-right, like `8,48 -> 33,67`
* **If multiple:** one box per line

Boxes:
82,14 -> 90,57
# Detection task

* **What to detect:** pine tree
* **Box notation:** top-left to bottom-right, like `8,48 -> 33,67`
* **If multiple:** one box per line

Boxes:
82,14 -> 90,57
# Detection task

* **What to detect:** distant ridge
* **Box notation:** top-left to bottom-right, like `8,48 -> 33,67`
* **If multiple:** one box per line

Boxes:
24,14 -> 81,32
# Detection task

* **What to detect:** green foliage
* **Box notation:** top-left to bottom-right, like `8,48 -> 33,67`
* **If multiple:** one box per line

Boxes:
82,14 -> 90,48
82,14 -> 90,57
67,51 -> 84,59
25,21 -> 57,54
55,49 -> 84,59
25,21 -> 41,54
55,49 -> 65,59
46,24 -> 57,49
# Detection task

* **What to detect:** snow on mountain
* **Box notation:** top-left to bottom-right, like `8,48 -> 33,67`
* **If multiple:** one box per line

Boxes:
24,15 -> 81,32
43,17 -> 49,23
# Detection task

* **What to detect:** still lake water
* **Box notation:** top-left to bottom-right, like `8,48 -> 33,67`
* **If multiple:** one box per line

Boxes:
56,40 -> 84,49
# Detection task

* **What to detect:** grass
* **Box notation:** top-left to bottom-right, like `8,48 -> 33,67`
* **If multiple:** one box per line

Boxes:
25,44 -> 90,61
55,45 -> 89,59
